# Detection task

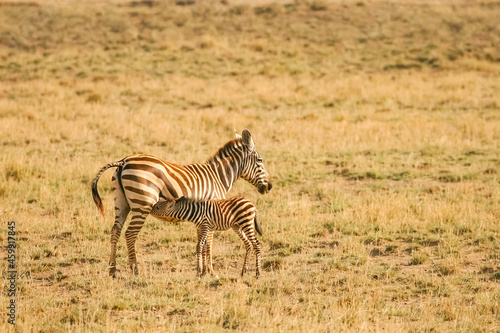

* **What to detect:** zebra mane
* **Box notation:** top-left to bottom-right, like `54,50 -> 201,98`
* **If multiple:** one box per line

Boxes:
206,138 -> 245,164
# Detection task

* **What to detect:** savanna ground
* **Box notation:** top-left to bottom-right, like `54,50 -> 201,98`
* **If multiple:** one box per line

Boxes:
1,0 -> 500,331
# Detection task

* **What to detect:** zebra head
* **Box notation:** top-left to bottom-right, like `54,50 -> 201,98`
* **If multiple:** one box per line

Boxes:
151,197 -> 196,223
238,129 -> 273,195
150,199 -> 176,218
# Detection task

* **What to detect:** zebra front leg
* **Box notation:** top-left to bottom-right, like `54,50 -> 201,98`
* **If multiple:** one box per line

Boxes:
233,226 -> 252,277
196,225 -> 210,277
109,171 -> 130,277
197,228 -> 210,277
124,210 -> 149,275
204,230 -> 218,278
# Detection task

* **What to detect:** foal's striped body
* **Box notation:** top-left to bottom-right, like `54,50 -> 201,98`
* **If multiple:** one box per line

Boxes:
151,196 -> 263,278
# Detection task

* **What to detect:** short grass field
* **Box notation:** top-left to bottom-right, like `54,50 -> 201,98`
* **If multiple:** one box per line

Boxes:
1,0 -> 500,331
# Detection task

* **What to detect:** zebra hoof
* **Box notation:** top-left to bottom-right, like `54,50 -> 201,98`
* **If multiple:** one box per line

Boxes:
130,265 -> 139,276
109,266 -> 116,277
207,271 -> 219,279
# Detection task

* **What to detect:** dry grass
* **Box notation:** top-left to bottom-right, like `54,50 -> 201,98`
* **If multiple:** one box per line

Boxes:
1,0 -> 500,332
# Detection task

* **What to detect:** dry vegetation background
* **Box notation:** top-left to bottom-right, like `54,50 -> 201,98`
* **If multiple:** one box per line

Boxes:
0,0 -> 500,331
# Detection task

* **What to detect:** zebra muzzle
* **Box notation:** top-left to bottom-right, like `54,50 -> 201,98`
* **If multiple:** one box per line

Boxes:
258,182 -> 272,194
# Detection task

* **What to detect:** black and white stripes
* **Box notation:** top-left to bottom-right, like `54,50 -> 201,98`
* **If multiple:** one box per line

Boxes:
91,129 -> 271,276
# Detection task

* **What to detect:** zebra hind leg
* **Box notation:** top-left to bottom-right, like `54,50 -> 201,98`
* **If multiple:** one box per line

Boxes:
246,231 -> 262,278
124,209 -> 151,275
109,170 -> 130,277
232,226 -> 253,277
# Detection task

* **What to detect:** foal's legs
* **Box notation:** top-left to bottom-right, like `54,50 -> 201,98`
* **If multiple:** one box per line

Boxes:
196,224 -> 210,277
245,227 -> 262,278
232,226 -> 254,277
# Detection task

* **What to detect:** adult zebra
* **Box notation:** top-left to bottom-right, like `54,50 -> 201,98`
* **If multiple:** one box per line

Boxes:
91,129 -> 272,276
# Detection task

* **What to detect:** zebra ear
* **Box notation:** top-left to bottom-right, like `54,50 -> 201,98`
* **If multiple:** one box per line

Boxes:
234,129 -> 241,139
242,129 -> 255,151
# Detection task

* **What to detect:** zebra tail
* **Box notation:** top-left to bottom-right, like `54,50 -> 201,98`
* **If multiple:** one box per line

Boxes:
91,159 -> 125,217
254,213 -> 263,236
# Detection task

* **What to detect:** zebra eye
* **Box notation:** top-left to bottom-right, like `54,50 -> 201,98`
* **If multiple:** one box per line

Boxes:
257,157 -> 263,163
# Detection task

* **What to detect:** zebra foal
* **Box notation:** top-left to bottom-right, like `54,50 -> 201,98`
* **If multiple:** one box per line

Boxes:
151,196 -> 263,278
